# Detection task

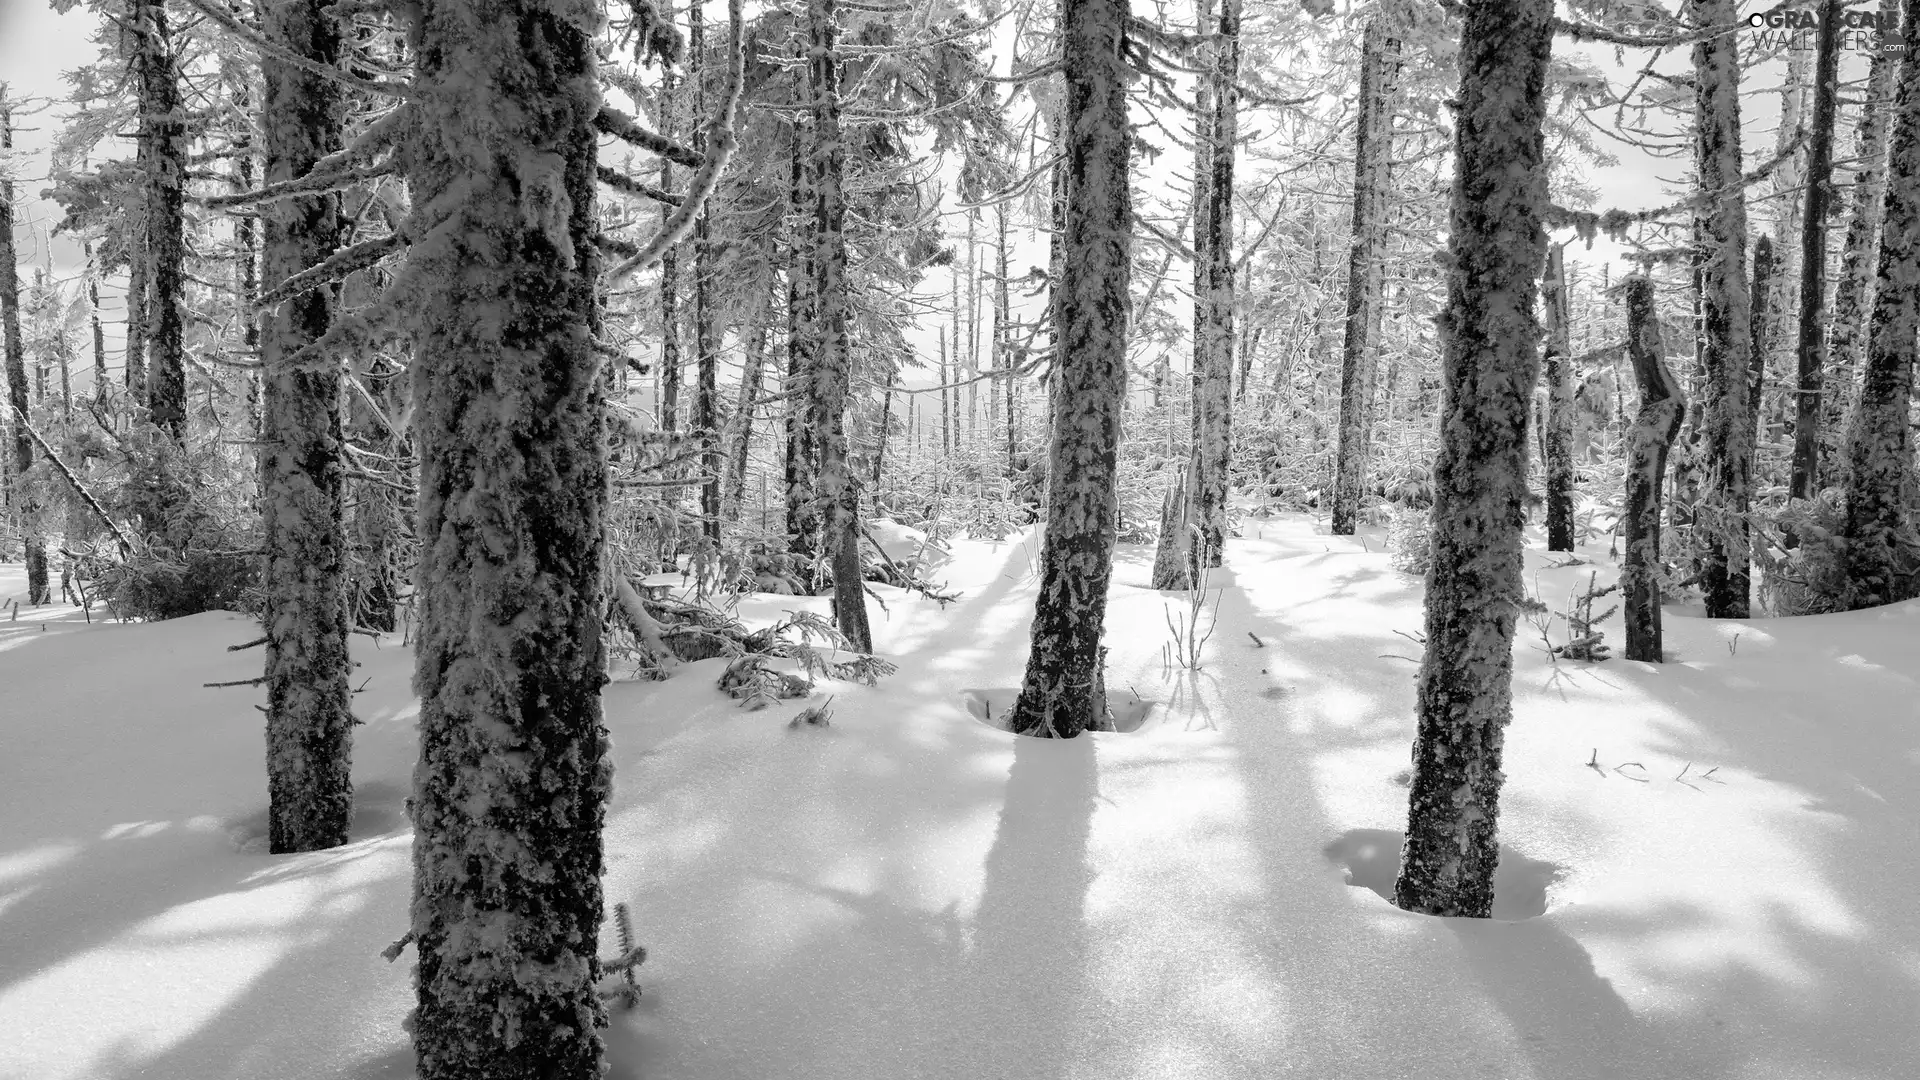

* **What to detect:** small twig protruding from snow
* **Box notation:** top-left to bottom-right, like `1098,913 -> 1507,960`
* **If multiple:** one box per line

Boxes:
1247,631 -> 1265,648
226,635 -> 269,652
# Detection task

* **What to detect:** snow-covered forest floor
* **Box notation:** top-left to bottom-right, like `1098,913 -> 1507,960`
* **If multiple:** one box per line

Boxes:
2,512 -> 1917,1080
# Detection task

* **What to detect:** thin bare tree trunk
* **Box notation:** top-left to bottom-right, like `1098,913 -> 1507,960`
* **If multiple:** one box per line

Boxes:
1330,17 -> 1398,535
1790,0 -> 1842,498
131,0 -> 188,445
1622,275 -> 1684,662
1542,243 -> 1575,551
2,92 -> 49,605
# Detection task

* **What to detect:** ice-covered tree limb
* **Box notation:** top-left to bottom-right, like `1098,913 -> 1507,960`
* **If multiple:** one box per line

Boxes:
200,158 -> 393,209
12,408 -> 134,555
176,0 -> 411,98
595,164 -> 683,206
593,105 -> 704,169
254,233 -> 404,312
605,0 -> 746,284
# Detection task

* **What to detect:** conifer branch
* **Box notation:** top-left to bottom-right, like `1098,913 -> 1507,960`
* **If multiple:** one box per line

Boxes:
175,0 -> 412,98
254,234 -> 405,312
201,158 -> 394,209
606,0 -> 746,284
593,105 -> 704,169
596,164 -> 684,206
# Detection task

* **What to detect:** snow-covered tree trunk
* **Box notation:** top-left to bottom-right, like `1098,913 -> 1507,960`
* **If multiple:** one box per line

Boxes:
1005,0 -> 1132,739
1690,0 -> 1755,619
124,206 -> 148,399
404,1 -> 611,1074
1622,275 -> 1684,663
87,241 -> 107,403
131,0 -> 188,446
691,2 -> 720,540
1748,233 -> 1774,445
725,296 -> 770,523
805,0 -> 871,652
785,119 -> 819,558
1187,0 -> 1238,568
1330,16 -> 1398,536
1542,243 -> 1575,552
1763,42 -> 1810,442
2,94 -> 49,606
1822,0 -> 1901,490
1392,0 -> 1551,919
1790,0 -> 1842,499
258,0 -> 353,854
1841,0 -> 1920,611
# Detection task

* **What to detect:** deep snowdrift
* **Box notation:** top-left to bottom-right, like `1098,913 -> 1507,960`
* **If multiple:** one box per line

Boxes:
2,514 -> 1916,1079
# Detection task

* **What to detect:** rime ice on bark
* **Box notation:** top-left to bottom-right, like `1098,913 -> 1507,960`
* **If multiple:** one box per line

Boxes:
1542,244 -> 1575,552
131,0 -> 189,447
1187,0 -> 1239,567
1841,0 -> 1920,611
2,94 -> 49,607
1691,0 -> 1755,618
785,119 -> 821,558
804,0 -> 872,654
1330,16 -> 1398,537
1005,0 -> 1132,740
404,1 -> 612,1076
1790,0 -> 1842,499
1391,0 -> 1551,919
1622,276 -> 1684,663
1824,0 -> 1903,489
260,0 -> 353,854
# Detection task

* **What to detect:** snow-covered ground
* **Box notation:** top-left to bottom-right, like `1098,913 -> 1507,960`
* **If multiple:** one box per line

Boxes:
2,514 -> 1916,1080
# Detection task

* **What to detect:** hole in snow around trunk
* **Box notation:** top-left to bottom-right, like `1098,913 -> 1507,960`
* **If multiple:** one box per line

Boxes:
1323,827 -> 1564,920
961,688 -> 1154,735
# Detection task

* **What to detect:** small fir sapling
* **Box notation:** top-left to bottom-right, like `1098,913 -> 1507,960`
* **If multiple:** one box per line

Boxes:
1553,571 -> 1618,661
597,902 -> 648,1009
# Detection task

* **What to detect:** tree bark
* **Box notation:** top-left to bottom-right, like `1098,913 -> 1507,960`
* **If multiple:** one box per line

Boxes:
259,0 -> 352,855
806,0 -> 871,652
725,295 -> 769,523
404,1 -> 611,1074
1187,0 -> 1238,567
1542,243 -> 1575,551
1330,17 -> 1398,535
690,2 -> 720,540
2,94 -> 50,606
1392,0 -> 1551,919
1748,233 -> 1774,446
1006,0 -> 1131,739
1690,0 -> 1755,619
132,0 -> 188,446
1789,0 -> 1842,499
1622,276 -> 1684,663
784,118 -> 819,558
1821,0 -> 1902,490
1841,0 -> 1920,611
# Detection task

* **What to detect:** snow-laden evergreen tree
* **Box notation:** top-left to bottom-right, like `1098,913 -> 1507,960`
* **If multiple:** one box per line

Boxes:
1330,14 -> 1398,536
404,0 -> 613,1074
1392,0 -> 1551,918
258,0 -> 353,853
1005,0 -> 1132,739
1622,274 -> 1683,662
1689,0 -> 1755,618
1841,0 -> 1920,611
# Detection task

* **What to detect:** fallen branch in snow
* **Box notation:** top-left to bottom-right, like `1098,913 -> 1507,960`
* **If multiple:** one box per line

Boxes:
1247,631 -> 1265,648
226,636 -> 269,652
204,676 -> 268,688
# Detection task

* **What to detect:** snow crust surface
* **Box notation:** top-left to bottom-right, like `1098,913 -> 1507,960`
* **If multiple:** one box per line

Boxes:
2,514 -> 1917,1079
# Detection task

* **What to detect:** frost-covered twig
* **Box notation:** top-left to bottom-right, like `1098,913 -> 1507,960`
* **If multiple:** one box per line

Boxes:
176,0 -> 411,98
605,0 -> 746,283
